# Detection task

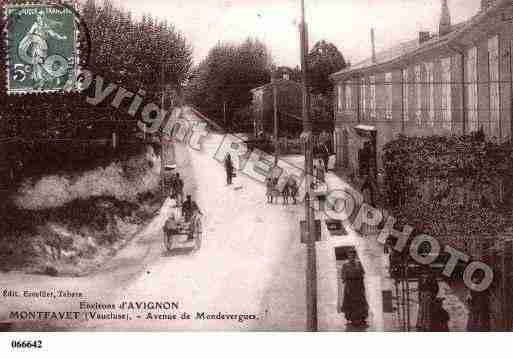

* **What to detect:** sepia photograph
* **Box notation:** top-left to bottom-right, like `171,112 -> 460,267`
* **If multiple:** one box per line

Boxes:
0,0 -> 512,339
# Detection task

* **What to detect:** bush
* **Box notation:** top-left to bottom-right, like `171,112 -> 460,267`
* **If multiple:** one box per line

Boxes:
383,131 -> 511,207
383,132 -> 513,254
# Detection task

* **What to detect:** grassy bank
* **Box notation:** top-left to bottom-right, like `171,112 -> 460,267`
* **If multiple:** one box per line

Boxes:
0,144 -> 163,276
0,192 -> 162,276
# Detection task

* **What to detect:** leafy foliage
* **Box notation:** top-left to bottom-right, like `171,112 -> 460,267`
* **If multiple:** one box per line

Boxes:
383,132 -> 513,253
185,38 -> 273,129
0,0 -> 192,185
307,40 -> 347,129
81,0 -> 192,99
383,132 -> 509,186
307,40 -> 346,96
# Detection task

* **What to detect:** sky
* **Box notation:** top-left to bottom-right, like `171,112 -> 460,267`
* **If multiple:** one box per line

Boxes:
115,0 -> 481,67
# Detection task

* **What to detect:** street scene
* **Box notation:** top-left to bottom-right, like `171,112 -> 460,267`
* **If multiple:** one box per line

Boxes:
0,0 -> 512,334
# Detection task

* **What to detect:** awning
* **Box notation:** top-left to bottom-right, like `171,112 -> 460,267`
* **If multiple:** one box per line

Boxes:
355,124 -> 377,132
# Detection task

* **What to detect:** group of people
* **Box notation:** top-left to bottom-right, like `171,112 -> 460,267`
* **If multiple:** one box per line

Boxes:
340,253 -> 452,331
164,193 -> 202,248
266,177 -> 299,205
167,170 -> 201,221
164,166 -> 202,246
417,272 -> 491,332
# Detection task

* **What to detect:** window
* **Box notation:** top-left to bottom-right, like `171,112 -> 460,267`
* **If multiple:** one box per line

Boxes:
425,62 -> 435,127
441,57 -> 452,130
385,72 -> 393,120
489,35 -> 500,139
370,75 -> 376,118
337,84 -> 343,113
467,46 -> 478,132
402,68 -> 409,122
345,81 -> 352,113
361,77 -> 367,118
415,64 -> 422,126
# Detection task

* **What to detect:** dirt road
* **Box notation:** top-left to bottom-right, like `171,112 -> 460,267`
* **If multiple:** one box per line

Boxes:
0,112 -> 308,331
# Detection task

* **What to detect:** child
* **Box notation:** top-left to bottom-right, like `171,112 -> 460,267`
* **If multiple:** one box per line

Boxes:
266,177 -> 274,204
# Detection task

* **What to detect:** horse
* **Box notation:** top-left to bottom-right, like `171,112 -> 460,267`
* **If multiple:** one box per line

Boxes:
289,180 -> 299,204
266,177 -> 281,204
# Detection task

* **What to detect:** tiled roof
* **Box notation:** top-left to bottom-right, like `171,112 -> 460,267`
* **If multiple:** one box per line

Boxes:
250,79 -> 301,92
332,21 -> 468,78
330,0 -> 513,80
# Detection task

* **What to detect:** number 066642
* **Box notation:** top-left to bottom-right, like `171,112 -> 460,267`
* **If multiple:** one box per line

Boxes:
11,340 -> 42,349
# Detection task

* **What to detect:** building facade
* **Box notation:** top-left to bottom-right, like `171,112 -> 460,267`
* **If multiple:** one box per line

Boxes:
331,0 -> 513,176
250,78 -> 303,138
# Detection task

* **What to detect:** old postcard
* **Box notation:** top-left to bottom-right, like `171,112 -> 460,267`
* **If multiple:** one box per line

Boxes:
0,0 -> 512,336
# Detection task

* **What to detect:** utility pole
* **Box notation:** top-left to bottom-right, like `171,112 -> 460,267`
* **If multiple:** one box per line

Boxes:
272,72 -> 279,165
223,101 -> 228,132
160,60 -> 166,197
299,0 -> 317,332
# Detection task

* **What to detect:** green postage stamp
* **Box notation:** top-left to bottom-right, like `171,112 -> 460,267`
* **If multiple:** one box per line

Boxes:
4,3 -> 79,94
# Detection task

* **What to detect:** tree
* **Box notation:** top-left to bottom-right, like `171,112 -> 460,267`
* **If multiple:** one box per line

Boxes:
185,38 -> 273,129
0,0 -> 193,185
307,40 -> 346,96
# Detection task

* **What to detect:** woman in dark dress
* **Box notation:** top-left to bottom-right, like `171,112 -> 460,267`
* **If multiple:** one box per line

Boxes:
430,298 -> 450,332
416,271 -> 439,331
341,249 -> 369,326
224,154 -> 234,185
466,287 -> 491,331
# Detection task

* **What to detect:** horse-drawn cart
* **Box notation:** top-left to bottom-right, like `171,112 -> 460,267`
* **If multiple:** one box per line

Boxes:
163,212 -> 203,252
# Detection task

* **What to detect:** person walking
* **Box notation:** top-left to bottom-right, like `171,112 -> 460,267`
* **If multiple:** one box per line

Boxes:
466,286 -> 491,331
282,181 -> 290,205
341,248 -> 369,327
266,176 -> 274,204
289,179 -> 299,205
225,153 -> 234,185
175,173 -> 184,205
430,297 -> 450,331
361,173 -> 376,207
169,172 -> 177,199
416,270 -> 439,331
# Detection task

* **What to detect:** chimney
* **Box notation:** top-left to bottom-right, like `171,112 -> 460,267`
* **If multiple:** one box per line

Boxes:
439,0 -> 451,36
370,28 -> 376,63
